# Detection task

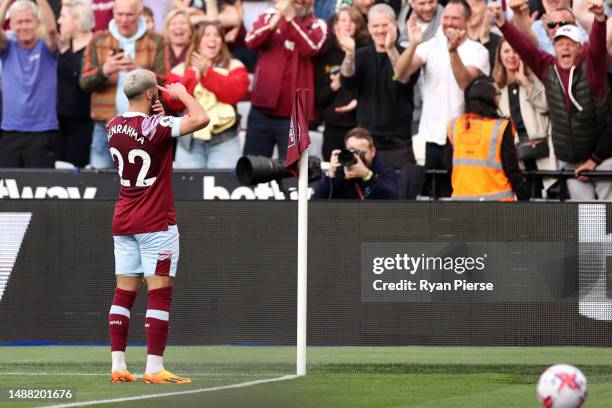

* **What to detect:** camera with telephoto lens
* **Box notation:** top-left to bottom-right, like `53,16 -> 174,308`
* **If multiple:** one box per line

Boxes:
337,148 -> 365,167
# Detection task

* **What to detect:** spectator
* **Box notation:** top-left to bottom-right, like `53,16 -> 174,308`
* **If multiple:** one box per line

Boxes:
312,127 -> 399,199
492,39 -> 557,198
142,5 -> 155,32
536,3 -> 588,55
243,0 -> 327,159
0,0 -> 60,168
315,6 -> 368,161
184,0 -> 248,53
444,76 -> 530,201
397,0 -> 444,48
511,0 -> 588,55
163,9 -> 194,69
216,1 -> 258,72
377,0 -> 401,17
191,0 -> 257,72
179,0 -> 255,70
190,0 -> 243,32
466,0 -> 501,70
352,0 -> 375,21
394,0 -> 490,197
396,0 -> 443,138
80,0 -> 168,169
341,0 -> 402,22
572,0 -> 612,64
144,0 -> 167,31
57,0 -> 95,168
340,3 -> 417,169
92,0 -> 114,32
163,21 -> 249,168
490,0 -> 612,200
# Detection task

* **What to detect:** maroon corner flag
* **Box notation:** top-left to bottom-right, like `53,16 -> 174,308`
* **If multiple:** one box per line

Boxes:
285,89 -> 312,176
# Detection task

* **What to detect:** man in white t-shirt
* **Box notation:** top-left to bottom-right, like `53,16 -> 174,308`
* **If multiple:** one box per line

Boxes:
394,0 -> 490,197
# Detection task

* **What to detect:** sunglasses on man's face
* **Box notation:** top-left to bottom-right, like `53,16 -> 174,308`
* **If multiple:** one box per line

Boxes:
546,20 -> 573,29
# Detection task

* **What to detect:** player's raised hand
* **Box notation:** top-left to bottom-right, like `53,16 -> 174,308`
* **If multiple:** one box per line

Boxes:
157,83 -> 188,101
588,0 -> 605,18
152,99 -> 166,115
487,1 -> 505,27
407,14 -> 423,45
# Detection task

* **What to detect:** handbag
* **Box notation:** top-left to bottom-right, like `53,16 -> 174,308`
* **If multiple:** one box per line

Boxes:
516,137 -> 550,161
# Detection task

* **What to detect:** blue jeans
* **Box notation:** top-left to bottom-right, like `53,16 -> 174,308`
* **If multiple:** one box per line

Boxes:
243,107 -> 290,159
174,130 -> 241,169
90,121 -> 114,169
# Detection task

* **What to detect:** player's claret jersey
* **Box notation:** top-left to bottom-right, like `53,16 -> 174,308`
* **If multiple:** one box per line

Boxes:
106,112 -> 181,235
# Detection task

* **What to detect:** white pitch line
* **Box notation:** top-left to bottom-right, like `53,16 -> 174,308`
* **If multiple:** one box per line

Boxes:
38,374 -> 299,408
0,372 -> 282,377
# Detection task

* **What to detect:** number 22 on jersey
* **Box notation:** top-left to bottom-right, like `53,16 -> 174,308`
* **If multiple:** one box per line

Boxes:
110,148 -> 157,187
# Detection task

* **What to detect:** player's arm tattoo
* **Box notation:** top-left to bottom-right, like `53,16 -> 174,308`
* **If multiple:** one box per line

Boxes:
340,52 -> 356,77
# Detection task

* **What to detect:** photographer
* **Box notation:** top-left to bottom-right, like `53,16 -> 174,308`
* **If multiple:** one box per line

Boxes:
312,127 -> 399,200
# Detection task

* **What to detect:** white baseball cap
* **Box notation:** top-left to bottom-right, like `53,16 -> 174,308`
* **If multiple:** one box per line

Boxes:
553,25 -> 582,44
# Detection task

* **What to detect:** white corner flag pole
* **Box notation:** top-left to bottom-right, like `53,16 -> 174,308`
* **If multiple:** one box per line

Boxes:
296,146 -> 309,377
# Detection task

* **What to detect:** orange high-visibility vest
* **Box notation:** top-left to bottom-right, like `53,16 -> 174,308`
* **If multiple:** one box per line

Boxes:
448,114 -> 516,202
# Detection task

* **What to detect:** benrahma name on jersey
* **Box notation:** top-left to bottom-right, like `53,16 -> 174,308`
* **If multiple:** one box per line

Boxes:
107,123 -> 142,144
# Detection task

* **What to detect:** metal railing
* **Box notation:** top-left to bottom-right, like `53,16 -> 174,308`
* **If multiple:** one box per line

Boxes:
424,169 -> 612,201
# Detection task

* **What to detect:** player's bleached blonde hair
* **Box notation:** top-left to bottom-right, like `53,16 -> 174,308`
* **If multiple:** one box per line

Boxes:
8,0 -> 41,21
124,69 -> 157,99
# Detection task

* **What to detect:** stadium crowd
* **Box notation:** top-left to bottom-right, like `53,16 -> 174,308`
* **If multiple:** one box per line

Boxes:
0,0 -> 611,200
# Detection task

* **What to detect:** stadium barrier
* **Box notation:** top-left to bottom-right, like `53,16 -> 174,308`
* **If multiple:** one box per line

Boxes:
0,169 -> 303,201
1,199 -> 612,346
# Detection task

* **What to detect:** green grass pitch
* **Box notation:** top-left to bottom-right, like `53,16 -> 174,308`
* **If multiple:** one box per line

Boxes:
1,346 -> 611,407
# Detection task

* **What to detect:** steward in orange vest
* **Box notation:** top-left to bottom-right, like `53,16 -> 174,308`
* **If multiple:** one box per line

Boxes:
444,76 -> 530,201
448,113 -> 517,201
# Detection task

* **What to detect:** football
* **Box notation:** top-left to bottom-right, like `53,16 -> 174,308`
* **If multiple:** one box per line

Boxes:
537,364 -> 587,408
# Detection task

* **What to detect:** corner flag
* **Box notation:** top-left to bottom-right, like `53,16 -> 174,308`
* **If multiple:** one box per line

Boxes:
285,89 -> 311,376
285,89 -> 311,176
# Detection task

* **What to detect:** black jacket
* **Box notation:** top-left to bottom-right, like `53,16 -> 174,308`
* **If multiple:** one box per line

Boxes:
314,37 -> 359,128
340,45 -> 416,138
312,154 -> 399,199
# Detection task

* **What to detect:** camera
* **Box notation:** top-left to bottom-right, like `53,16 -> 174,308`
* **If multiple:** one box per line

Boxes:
337,148 -> 365,167
235,155 -> 322,185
